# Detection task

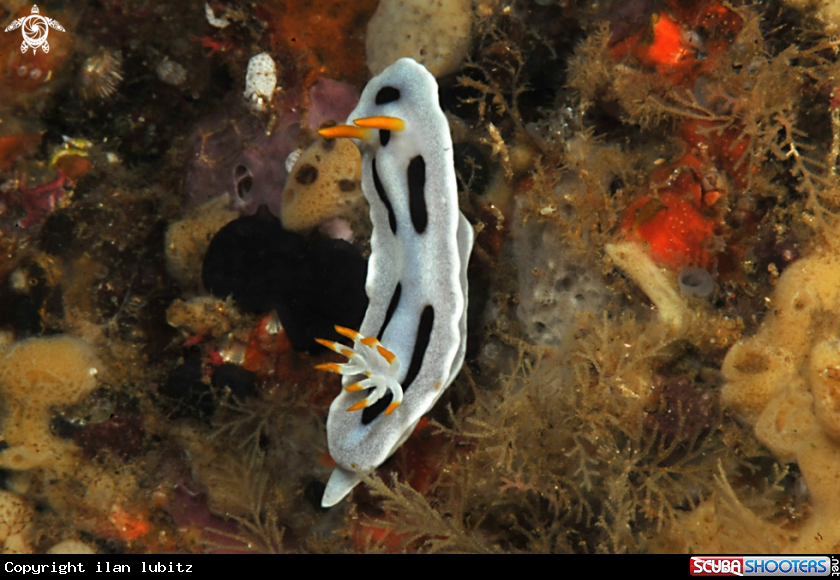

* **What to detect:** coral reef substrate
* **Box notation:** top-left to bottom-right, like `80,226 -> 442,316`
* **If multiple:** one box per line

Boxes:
1,0 -> 840,554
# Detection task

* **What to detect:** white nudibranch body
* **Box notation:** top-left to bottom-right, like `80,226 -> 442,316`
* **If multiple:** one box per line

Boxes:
316,58 -> 473,507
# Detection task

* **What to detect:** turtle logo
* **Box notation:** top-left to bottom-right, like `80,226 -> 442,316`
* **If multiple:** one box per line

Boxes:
4,5 -> 65,55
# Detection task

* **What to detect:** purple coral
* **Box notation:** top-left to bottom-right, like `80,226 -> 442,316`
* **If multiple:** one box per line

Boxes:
182,78 -> 360,219
645,375 -> 718,444
306,78 -> 360,131
0,171 -> 68,229
183,94 -> 301,216
73,411 -> 145,460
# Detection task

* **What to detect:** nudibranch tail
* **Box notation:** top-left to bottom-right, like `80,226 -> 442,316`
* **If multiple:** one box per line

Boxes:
314,326 -> 403,413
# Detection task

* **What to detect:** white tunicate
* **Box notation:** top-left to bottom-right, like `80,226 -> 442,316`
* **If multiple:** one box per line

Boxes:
204,3 -> 230,28
678,267 -> 715,298
48,539 -> 97,554
681,29 -> 707,59
284,148 -> 302,173
243,52 -> 277,112
156,58 -> 187,86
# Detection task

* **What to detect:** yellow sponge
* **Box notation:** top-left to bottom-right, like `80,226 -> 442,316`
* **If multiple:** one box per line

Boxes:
0,336 -> 101,471
280,138 -> 364,232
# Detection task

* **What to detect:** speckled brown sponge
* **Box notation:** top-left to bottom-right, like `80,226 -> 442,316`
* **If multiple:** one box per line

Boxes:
281,138 -> 365,233
365,0 -> 474,78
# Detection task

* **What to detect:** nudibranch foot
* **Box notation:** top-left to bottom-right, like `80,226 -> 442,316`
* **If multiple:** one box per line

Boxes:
322,465 -> 364,509
315,325 -> 403,412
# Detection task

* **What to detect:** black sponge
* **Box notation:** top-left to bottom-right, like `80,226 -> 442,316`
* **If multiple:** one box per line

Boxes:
202,205 -> 367,350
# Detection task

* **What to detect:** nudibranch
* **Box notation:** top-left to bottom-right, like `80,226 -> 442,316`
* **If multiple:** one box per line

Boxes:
316,58 -> 473,507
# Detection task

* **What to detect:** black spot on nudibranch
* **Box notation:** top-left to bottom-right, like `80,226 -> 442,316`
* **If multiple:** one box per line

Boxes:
372,158 -> 397,234
402,305 -> 434,391
362,305 -> 434,425
408,156 -> 427,234
375,86 -> 400,105
377,283 -> 402,340
379,130 -> 390,147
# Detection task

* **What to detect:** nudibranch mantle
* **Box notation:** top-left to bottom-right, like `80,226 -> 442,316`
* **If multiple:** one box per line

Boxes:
318,58 -> 473,507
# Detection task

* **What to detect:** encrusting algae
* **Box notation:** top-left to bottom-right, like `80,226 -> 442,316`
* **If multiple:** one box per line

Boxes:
2,0 -> 840,554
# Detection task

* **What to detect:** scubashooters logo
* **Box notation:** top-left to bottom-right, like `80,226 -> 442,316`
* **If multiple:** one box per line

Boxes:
691,556 -> 833,577
692,558 -> 744,577
4,4 -> 65,54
